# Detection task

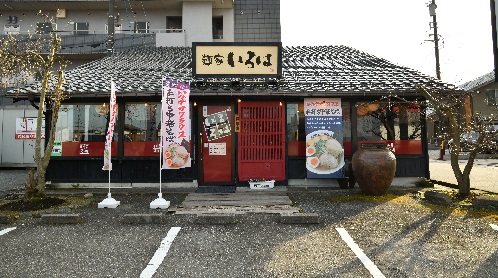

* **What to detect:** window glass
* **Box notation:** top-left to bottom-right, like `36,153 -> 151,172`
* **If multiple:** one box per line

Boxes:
36,22 -> 53,34
486,89 -> 498,106
134,21 -> 149,33
356,102 -> 422,154
74,22 -> 89,35
53,104 -> 116,157
124,103 -> 160,142
56,104 -> 114,143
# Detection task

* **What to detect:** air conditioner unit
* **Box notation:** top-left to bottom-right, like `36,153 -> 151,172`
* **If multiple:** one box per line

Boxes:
4,24 -> 20,34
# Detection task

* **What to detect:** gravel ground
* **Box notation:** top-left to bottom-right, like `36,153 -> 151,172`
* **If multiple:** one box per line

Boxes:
0,169 -> 29,198
1,157 -> 498,277
1,189 -> 498,277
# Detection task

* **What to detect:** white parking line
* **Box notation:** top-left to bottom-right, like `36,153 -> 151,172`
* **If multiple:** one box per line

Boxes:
140,227 -> 181,278
336,228 -> 386,278
490,224 -> 498,231
0,227 -> 16,236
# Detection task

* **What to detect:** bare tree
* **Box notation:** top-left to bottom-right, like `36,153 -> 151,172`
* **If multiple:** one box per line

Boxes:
418,85 -> 498,196
0,21 -> 68,201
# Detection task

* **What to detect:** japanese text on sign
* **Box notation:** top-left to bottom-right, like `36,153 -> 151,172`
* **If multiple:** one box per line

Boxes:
193,44 -> 281,76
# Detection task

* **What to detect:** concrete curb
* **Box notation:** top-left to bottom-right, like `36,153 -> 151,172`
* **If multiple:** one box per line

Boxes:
122,214 -> 164,224
41,214 -> 81,224
279,213 -> 320,224
195,214 -> 237,225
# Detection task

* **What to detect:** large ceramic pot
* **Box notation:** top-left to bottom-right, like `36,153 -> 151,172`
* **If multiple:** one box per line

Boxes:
352,143 -> 396,195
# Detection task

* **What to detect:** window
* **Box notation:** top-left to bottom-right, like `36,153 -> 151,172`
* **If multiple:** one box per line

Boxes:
134,21 -> 149,33
124,103 -> 160,142
124,103 -> 161,156
486,89 -> 498,106
74,22 -> 89,35
53,104 -> 116,156
56,104 -> 115,143
166,17 -> 182,33
36,22 -> 55,34
356,102 -> 422,154
212,17 -> 223,39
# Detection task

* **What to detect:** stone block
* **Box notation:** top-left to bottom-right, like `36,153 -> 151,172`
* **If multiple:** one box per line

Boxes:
280,213 -> 320,224
473,196 -> 498,209
195,214 -> 237,225
122,214 -> 163,224
41,214 -> 81,224
424,191 -> 453,205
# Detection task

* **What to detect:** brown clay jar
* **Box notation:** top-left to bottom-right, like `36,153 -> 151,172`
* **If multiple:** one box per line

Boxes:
352,143 -> 396,195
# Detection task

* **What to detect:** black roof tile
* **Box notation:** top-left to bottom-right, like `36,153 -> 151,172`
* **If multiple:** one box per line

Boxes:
11,45 -> 454,98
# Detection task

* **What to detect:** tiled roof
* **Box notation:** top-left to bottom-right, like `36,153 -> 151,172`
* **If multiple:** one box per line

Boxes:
458,70 -> 495,92
12,45 -> 453,98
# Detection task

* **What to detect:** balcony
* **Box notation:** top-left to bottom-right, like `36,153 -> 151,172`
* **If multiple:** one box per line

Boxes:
1,29 -> 187,54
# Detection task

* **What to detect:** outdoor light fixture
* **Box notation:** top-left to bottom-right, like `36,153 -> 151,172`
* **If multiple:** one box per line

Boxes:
194,102 -> 197,106
279,101 -> 283,106
428,2 -> 437,16
237,99 -> 242,103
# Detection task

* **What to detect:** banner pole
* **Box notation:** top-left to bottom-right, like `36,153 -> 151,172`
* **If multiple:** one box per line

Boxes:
150,78 -> 169,209
98,80 -> 120,208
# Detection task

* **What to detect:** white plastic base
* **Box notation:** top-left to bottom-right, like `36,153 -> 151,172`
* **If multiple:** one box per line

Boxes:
98,193 -> 120,208
150,193 -> 170,209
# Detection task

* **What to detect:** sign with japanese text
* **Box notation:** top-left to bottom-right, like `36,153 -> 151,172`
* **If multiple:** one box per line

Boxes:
304,98 -> 345,179
15,117 -> 45,139
161,79 -> 191,169
192,42 -> 282,77
103,81 -> 117,171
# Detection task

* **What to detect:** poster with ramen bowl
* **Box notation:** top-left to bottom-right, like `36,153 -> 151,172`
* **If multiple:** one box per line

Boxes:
304,98 -> 345,178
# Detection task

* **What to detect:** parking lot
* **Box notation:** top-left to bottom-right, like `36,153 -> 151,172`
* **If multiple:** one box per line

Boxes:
1,190 -> 498,277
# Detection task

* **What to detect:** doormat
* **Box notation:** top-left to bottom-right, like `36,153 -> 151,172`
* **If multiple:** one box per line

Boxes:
195,186 -> 236,193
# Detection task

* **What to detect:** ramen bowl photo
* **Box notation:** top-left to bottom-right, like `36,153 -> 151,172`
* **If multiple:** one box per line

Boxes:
305,130 -> 345,174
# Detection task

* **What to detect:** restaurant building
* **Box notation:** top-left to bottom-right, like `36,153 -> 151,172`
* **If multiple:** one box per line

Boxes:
3,0 -> 453,187
12,44 -> 452,188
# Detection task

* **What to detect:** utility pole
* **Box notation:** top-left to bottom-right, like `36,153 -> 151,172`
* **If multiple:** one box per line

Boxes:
107,0 -> 115,56
428,0 -> 445,159
429,0 -> 441,80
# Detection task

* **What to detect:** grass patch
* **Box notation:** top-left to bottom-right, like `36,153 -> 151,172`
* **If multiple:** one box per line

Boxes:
329,193 -> 402,203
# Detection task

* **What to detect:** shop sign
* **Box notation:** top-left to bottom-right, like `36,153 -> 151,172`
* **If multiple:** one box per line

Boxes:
15,117 -> 45,139
304,98 -> 345,179
192,42 -> 282,77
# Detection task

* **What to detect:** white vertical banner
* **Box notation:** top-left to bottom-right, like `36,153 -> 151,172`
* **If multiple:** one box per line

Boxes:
161,79 -> 191,169
102,81 -> 117,171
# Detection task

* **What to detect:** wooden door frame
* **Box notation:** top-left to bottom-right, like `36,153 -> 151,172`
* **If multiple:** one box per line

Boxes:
196,101 -> 237,186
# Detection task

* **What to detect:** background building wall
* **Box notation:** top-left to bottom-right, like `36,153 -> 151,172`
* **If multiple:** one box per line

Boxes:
0,106 -> 42,167
183,1 -> 213,46
234,0 -> 281,42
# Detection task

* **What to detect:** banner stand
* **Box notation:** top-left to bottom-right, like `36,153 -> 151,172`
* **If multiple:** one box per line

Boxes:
150,78 -> 172,210
99,80 -> 120,209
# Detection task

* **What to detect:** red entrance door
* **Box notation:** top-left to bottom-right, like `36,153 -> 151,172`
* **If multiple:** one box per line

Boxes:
238,101 -> 286,181
198,104 -> 235,185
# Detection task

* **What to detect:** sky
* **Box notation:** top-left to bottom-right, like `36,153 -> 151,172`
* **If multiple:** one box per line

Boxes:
280,0 -> 494,86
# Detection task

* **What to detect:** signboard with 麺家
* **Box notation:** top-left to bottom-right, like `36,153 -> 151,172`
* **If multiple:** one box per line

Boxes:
192,42 -> 282,78
304,98 -> 345,179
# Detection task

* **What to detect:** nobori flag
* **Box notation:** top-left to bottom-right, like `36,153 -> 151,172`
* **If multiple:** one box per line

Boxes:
103,81 -> 117,171
161,79 -> 191,169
